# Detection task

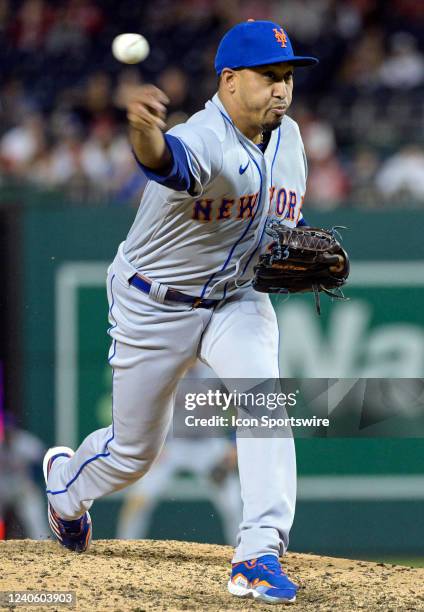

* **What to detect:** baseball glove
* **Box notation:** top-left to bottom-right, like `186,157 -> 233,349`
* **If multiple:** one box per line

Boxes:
252,221 -> 350,314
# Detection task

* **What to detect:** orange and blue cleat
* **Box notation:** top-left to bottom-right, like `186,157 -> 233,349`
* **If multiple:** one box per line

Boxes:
43,446 -> 92,553
228,555 -> 298,604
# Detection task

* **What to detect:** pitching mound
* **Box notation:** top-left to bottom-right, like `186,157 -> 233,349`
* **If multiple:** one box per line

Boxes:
1,540 -> 423,611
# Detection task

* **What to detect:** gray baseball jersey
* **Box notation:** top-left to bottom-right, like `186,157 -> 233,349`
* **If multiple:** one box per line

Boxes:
123,93 -> 306,298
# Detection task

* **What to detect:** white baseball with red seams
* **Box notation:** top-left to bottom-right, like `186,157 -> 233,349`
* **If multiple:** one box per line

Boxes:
112,33 -> 150,64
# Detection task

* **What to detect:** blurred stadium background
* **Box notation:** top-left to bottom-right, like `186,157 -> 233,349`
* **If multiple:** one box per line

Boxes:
0,0 -> 423,565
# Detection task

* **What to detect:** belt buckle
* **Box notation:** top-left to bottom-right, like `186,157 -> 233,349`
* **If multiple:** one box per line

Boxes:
192,298 -> 204,309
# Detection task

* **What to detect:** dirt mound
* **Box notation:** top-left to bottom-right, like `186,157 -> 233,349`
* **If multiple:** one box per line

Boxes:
1,539 -> 423,611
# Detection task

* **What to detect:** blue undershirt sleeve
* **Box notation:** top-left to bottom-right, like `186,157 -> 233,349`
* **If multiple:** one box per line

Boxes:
132,134 -> 193,192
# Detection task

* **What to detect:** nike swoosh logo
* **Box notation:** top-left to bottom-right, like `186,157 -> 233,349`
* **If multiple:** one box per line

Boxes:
239,161 -> 250,174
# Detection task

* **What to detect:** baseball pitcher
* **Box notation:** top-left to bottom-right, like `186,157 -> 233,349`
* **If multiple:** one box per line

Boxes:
44,20 -> 321,604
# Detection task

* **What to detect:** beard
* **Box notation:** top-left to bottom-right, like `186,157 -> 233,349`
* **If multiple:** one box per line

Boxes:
260,107 -> 286,132
261,116 -> 283,132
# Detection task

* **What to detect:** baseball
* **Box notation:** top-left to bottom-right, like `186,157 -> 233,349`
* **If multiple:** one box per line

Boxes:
112,33 -> 150,64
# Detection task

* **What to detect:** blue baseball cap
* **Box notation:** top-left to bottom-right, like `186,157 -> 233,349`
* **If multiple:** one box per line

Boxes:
215,20 -> 318,75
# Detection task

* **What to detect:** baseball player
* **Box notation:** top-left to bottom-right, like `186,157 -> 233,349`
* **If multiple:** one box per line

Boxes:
43,20 -> 318,605
0,414 -> 48,539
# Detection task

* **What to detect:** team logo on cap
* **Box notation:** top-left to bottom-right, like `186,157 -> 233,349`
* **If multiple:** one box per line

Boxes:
273,27 -> 288,48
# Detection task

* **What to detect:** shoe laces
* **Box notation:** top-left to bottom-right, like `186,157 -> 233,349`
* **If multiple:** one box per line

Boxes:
258,556 -> 284,576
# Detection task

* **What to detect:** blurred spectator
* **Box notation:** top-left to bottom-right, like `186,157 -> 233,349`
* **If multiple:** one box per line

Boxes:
273,0 -> 330,44
29,123 -> 85,189
0,113 -> 46,176
302,114 -> 350,208
80,119 -> 132,193
72,71 -> 115,126
66,0 -> 104,35
307,158 -> 350,209
339,27 -> 385,88
8,0 -> 55,52
0,79 -> 34,126
157,66 -> 191,114
378,33 -> 424,90
333,0 -> 362,40
375,146 -> 424,205
45,5 -> 90,56
0,413 -> 48,539
349,148 -> 380,207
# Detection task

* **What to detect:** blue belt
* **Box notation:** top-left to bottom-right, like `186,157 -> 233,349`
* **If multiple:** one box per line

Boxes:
129,274 -> 219,309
